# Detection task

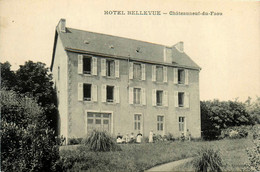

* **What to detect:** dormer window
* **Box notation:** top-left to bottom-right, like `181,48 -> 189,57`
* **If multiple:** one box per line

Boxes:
136,47 -> 141,53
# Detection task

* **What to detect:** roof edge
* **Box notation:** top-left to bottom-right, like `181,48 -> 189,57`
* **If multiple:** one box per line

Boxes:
65,47 -> 201,70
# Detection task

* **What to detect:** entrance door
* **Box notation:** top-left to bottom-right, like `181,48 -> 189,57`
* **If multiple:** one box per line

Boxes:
87,112 -> 111,134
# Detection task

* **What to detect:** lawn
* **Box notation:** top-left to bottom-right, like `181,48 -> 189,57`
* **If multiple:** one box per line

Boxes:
59,138 -> 254,171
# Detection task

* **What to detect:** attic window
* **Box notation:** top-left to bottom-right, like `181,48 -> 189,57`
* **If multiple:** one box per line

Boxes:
110,45 -> 114,49
84,40 -> 90,44
136,47 -> 141,53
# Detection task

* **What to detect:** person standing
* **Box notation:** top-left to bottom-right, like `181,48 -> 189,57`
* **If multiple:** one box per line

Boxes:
136,131 -> 142,143
149,130 -> 154,143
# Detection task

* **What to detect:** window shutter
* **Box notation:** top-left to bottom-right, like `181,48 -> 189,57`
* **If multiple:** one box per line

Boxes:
141,64 -> 146,80
163,91 -> 168,107
115,60 -> 119,78
78,55 -> 83,74
92,84 -> 97,102
174,91 -> 178,107
92,57 -> 97,75
78,83 -> 83,101
102,84 -> 106,102
152,65 -> 156,81
115,86 -> 120,103
152,89 -> 156,106
142,88 -> 146,105
129,62 -> 133,79
174,68 -> 178,84
185,92 -> 190,108
129,87 -> 133,104
101,59 -> 106,76
185,69 -> 189,85
163,66 -> 167,83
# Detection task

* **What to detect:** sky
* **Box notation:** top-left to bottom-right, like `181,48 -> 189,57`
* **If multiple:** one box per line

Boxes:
0,0 -> 259,102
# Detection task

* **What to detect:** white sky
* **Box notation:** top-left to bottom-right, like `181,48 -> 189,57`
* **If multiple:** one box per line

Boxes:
0,0 -> 259,101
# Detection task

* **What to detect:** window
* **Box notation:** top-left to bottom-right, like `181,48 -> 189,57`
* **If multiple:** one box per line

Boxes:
83,56 -> 92,74
178,69 -> 185,84
156,90 -> 163,106
83,84 -> 91,101
178,92 -> 184,107
179,117 -> 185,132
156,66 -> 163,82
133,63 -> 141,79
106,60 -> 115,77
106,86 -> 114,102
134,114 -> 141,130
134,88 -> 141,104
157,116 -> 164,131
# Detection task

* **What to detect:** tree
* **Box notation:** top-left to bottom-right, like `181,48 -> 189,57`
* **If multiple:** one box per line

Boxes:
0,62 -> 16,89
1,89 -> 61,171
201,100 -> 254,140
14,61 -> 58,134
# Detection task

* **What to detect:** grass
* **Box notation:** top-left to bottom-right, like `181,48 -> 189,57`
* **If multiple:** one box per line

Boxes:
59,138 -> 254,171
173,138 -> 254,171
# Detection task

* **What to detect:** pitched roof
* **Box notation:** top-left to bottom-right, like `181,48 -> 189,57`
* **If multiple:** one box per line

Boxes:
53,27 -> 200,70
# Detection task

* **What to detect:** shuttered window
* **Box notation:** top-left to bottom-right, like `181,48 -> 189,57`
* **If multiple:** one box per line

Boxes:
129,62 -> 133,79
133,63 -> 142,80
156,66 -> 163,82
163,66 -> 167,83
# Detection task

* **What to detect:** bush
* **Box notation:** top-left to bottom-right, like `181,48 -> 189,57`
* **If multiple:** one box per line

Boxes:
219,125 -> 249,139
164,133 -> 175,141
201,100 -> 254,140
0,90 -> 61,171
82,130 -> 121,152
244,125 -> 260,171
193,147 -> 223,172
68,138 -> 83,145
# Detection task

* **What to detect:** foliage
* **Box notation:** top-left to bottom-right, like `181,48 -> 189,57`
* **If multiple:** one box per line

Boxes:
245,96 -> 260,124
1,61 -> 58,133
219,125 -> 250,139
0,61 -> 16,89
244,125 -> 260,172
201,100 -> 254,140
68,137 -> 83,145
193,147 -> 223,172
82,130 -> 121,152
164,133 -> 175,141
0,89 -> 61,171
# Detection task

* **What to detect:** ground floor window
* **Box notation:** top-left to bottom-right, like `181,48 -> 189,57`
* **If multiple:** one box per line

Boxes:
157,116 -> 164,131
134,114 -> 141,131
87,112 -> 111,133
179,117 -> 185,132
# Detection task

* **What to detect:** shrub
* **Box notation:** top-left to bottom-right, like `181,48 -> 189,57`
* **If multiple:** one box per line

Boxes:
82,130 -> 121,152
219,126 -> 249,139
68,137 -> 83,145
164,133 -> 175,141
153,134 -> 164,142
0,90 -> 61,171
244,125 -> 260,171
193,147 -> 223,172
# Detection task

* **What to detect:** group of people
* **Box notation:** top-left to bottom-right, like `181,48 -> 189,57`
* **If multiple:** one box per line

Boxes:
117,129 -> 192,144
116,132 -> 143,144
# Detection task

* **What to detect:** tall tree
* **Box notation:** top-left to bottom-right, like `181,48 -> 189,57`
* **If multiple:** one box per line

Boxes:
14,61 -> 58,134
0,62 -> 16,89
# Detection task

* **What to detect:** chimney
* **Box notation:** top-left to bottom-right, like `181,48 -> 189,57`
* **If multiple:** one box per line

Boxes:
174,41 -> 184,53
58,18 -> 66,32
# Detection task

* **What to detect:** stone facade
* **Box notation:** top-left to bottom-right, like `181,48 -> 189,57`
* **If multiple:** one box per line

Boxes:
51,19 -> 201,143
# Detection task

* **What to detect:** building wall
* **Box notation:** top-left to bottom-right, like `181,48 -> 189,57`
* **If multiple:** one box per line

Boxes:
65,51 -> 201,139
52,36 -> 69,140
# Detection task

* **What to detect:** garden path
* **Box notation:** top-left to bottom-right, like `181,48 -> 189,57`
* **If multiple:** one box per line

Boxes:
146,157 -> 194,172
